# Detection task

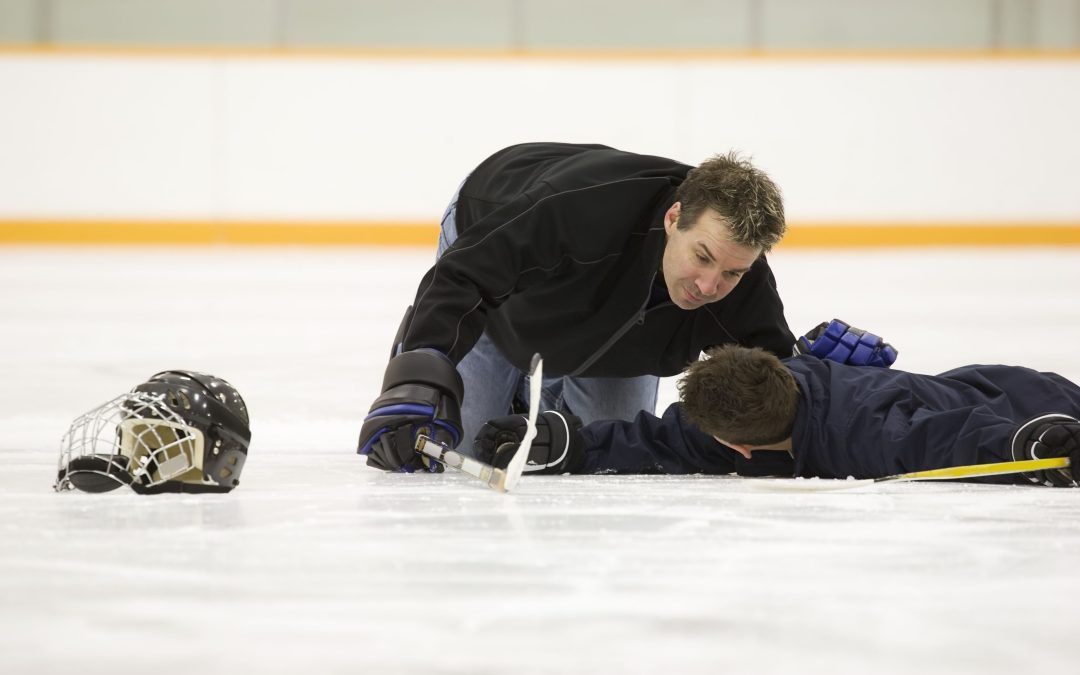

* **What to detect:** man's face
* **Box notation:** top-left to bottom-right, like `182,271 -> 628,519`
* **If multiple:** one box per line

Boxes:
661,203 -> 762,310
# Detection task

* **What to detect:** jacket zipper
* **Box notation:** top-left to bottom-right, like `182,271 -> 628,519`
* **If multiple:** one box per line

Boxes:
570,285 -> 667,377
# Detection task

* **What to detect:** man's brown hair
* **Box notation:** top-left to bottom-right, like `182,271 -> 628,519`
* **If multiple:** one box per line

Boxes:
674,152 -> 786,252
678,345 -> 799,445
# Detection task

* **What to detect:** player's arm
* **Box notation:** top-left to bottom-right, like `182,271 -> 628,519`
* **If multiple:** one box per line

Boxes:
358,196 -> 570,472
474,404 -> 795,476
579,404 -> 794,476
577,404 -> 741,474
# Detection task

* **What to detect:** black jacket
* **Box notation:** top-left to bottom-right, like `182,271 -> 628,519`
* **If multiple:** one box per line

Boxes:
401,142 -> 794,377
578,357 -> 1080,482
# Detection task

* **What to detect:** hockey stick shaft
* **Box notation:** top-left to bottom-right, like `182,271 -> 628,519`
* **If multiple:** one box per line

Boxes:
500,353 -> 543,493
875,456 -> 1070,483
413,353 -> 544,494
414,435 -> 509,490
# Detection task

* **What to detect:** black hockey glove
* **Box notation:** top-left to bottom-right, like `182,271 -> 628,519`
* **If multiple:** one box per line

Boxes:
358,349 -> 464,473
1010,414 -> 1080,487
794,318 -> 897,368
473,411 -> 585,475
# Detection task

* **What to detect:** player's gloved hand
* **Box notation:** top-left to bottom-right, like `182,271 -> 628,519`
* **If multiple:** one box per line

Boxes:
473,411 -> 585,475
358,349 -> 463,473
794,318 -> 897,367
1010,414 -> 1080,487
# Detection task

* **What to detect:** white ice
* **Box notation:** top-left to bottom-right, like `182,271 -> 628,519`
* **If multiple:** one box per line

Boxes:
2,246 -> 1079,675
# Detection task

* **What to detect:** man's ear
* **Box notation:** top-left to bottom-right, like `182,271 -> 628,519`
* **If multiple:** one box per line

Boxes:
664,202 -> 681,234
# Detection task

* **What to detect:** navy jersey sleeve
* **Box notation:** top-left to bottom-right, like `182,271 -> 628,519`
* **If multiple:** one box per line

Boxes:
576,403 -> 795,476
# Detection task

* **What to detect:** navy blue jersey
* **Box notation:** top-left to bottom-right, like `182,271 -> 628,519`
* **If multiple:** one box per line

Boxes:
578,357 -> 1080,483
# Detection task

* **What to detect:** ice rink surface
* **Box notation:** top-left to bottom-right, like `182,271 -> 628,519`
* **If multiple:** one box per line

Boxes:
2,245 -> 1079,675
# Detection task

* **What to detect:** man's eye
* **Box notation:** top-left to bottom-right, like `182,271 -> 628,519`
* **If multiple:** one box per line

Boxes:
696,254 -> 709,263
726,271 -> 744,279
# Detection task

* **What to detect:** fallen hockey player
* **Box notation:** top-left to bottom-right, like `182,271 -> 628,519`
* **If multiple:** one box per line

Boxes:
474,345 -> 1080,487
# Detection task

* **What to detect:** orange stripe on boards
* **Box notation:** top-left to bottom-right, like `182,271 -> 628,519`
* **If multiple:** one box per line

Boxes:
2,221 -> 1080,247
0,221 -> 439,246
1,44 -> 1080,62
781,224 -> 1080,248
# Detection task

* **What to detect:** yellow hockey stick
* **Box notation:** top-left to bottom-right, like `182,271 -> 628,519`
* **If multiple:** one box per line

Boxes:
747,456 -> 1071,492
873,456 -> 1070,483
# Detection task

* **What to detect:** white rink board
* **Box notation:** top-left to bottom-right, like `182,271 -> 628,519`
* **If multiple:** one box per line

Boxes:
1,246 -> 1080,674
1,56 -> 1079,222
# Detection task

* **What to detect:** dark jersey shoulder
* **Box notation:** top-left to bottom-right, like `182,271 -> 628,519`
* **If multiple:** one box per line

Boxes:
457,143 -> 691,233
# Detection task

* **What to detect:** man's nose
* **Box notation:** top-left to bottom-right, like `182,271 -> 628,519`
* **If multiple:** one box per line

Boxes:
697,274 -> 723,297
698,274 -> 734,299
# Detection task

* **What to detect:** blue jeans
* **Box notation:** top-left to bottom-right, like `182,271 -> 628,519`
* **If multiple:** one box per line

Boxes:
436,181 -> 659,454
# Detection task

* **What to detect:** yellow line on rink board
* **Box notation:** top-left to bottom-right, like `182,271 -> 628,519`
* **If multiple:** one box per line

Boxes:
2,45 -> 1080,62
0,220 -> 440,246
2,221 -> 1080,247
781,224 -> 1080,248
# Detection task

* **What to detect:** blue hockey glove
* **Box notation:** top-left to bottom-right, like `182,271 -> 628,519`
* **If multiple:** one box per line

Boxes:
1010,414 -> 1080,487
794,318 -> 897,367
358,349 -> 464,473
473,411 -> 585,475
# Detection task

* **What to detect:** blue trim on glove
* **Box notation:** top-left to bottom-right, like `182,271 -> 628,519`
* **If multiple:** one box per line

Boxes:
364,403 -> 436,421
431,419 -> 462,448
360,403 -> 461,453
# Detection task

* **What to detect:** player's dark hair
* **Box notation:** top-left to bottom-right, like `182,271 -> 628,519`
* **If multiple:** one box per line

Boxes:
674,152 -> 786,252
678,345 -> 798,445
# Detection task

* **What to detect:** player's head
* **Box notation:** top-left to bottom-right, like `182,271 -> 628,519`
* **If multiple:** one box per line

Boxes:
55,370 -> 251,494
678,345 -> 798,446
674,152 -> 786,251
660,153 -> 784,310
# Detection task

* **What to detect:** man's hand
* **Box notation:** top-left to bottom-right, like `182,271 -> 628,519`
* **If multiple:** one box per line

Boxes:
794,318 -> 897,367
358,349 -> 463,472
1011,414 -> 1080,487
473,411 -> 584,475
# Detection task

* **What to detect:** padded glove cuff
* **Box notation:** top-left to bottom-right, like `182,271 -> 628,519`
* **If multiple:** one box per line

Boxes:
381,348 -> 464,402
